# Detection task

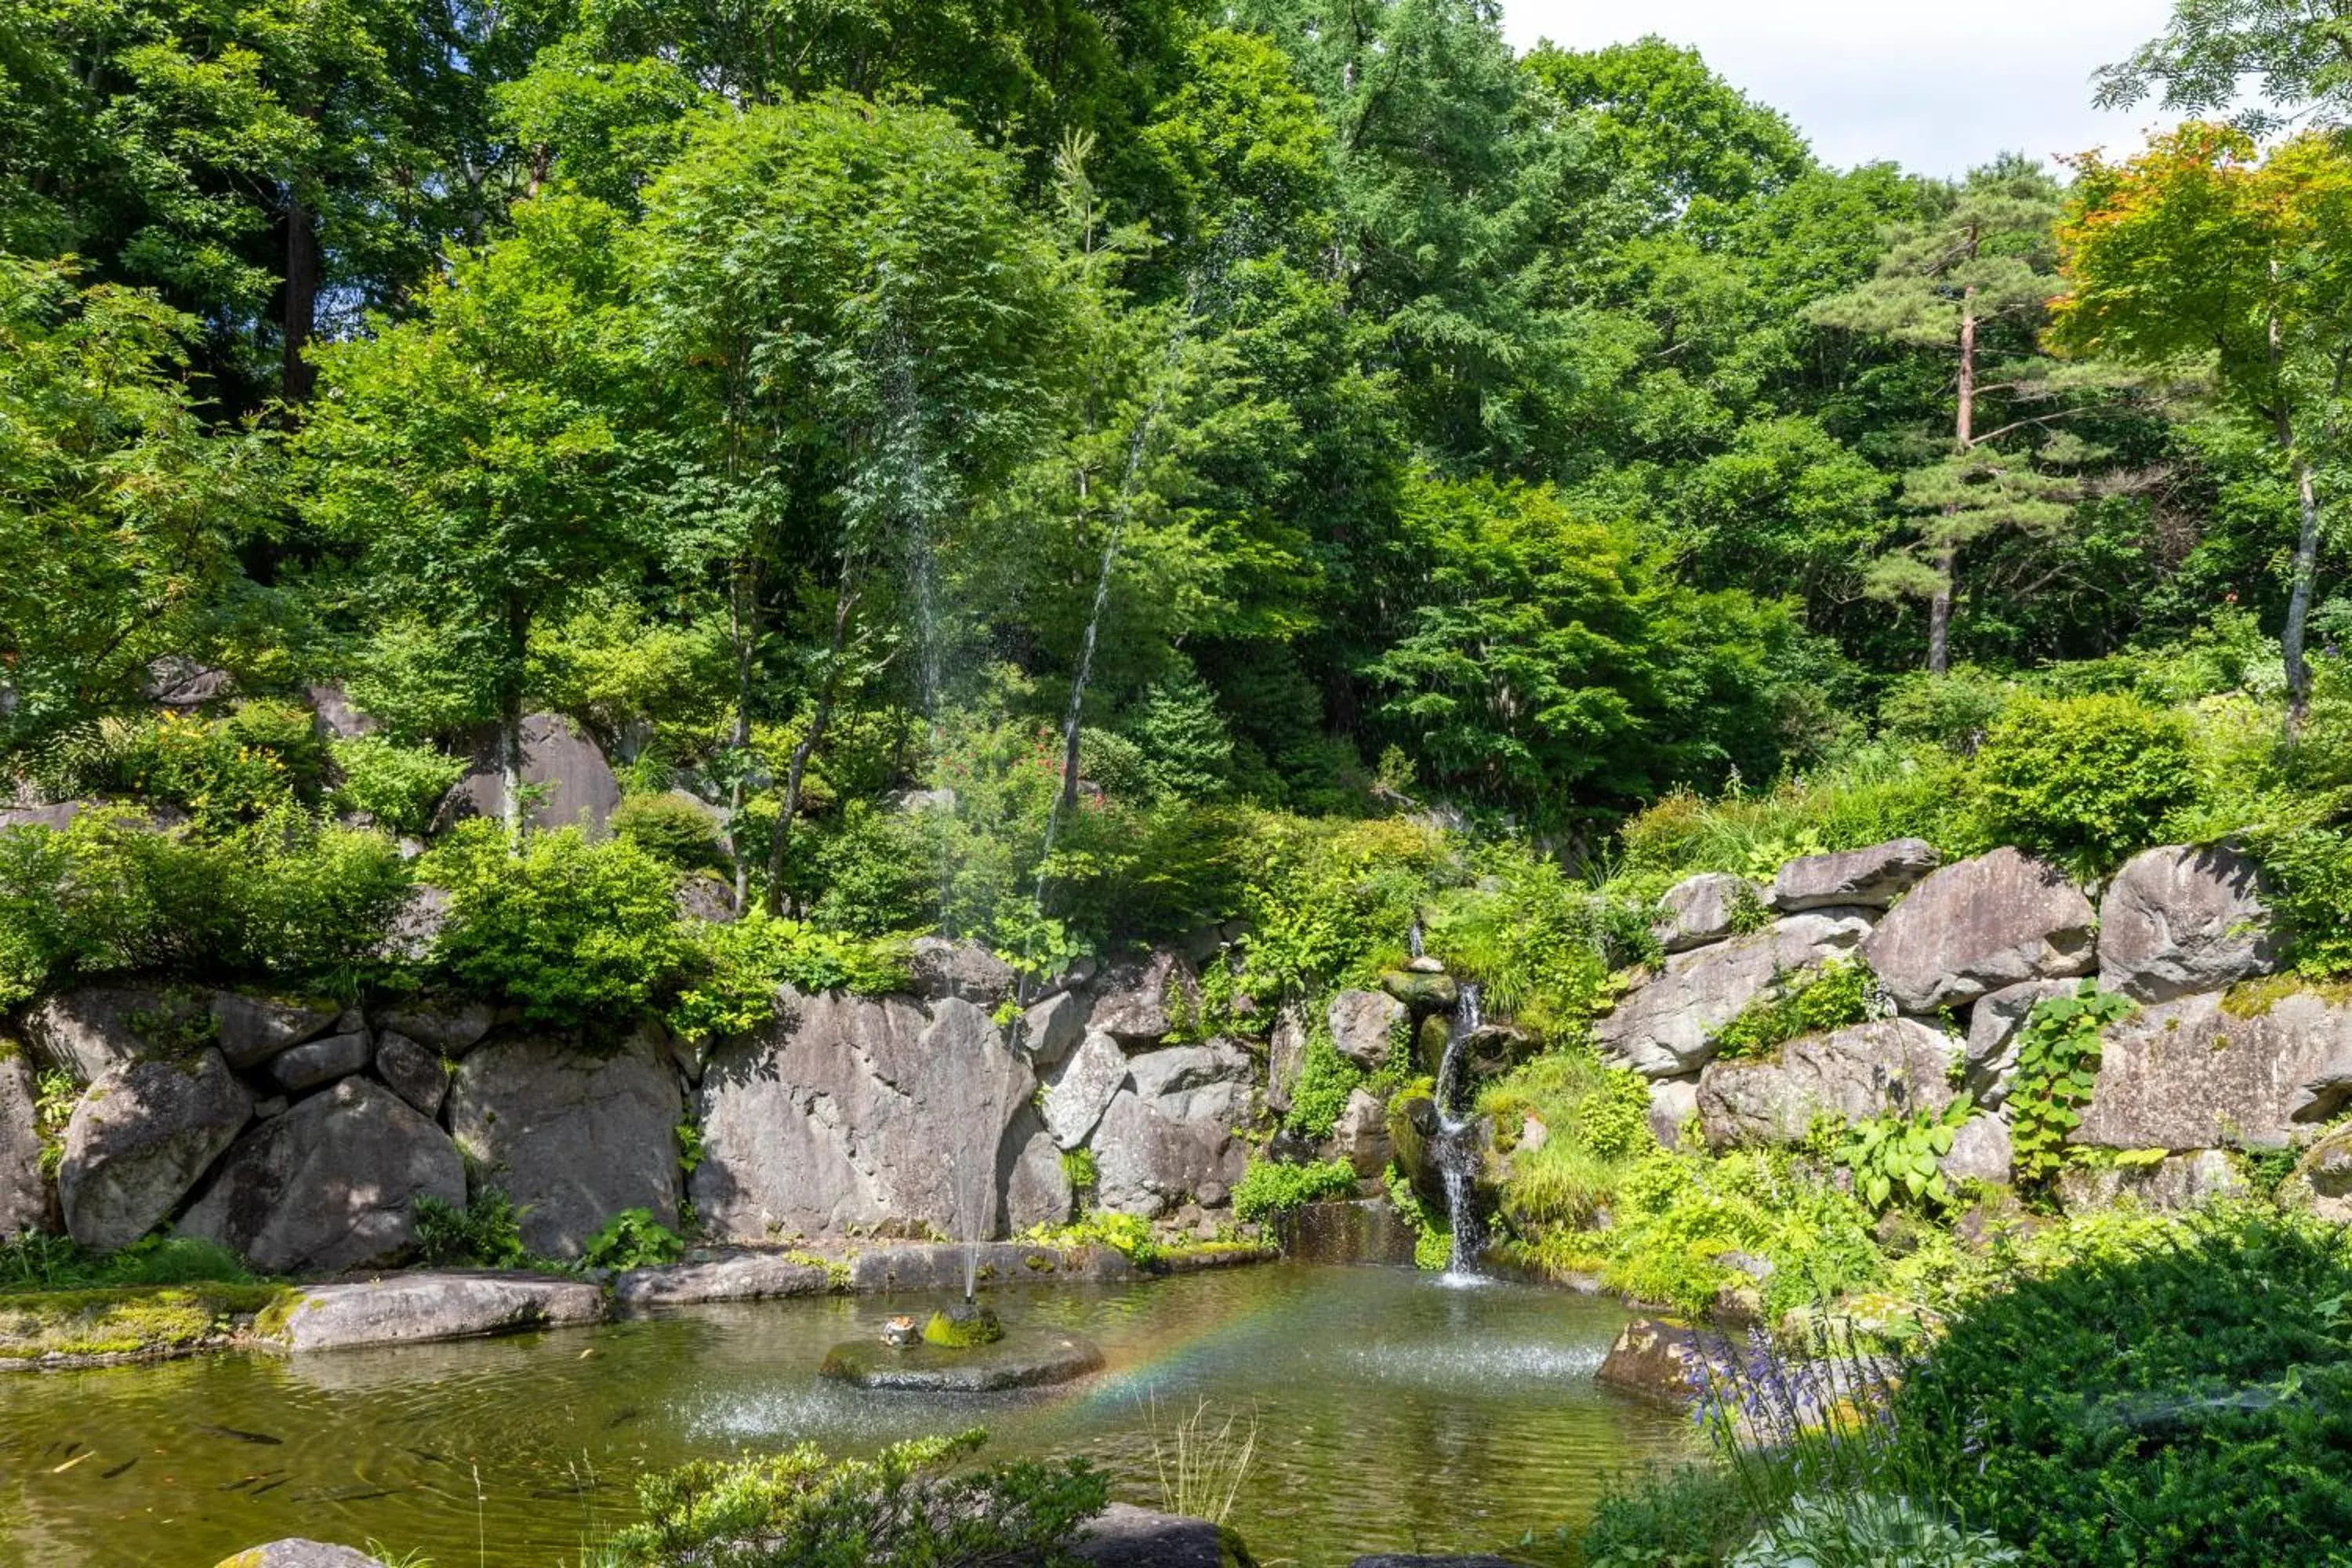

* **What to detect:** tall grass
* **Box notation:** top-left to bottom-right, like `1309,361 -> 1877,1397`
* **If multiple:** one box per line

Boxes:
1614,744 -> 1973,884
1146,1398 -> 1258,1526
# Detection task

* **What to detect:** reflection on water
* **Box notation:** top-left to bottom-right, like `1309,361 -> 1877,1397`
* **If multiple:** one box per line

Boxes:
0,1265 -> 1692,1567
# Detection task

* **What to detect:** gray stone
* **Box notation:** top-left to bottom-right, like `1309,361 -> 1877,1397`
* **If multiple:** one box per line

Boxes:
266,1272 -> 605,1352
2074,988 -> 2352,1151
1091,1071 -> 1249,1219
1267,1007 -> 1308,1115
909,937 -> 1018,1005
253,1096 -> 288,1120
1595,910 -> 1875,1078
1940,1113 -> 2013,1188
177,1078 -> 464,1274
1041,1032 -> 1129,1151
1697,1019 -> 1961,1148
215,1542 -> 388,1568
448,1028 -> 684,1259
2099,844 -> 2281,1004
1655,873 -> 1762,953
1964,980 -> 2074,1109
691,993 -> 1036,1241
1596,1316 -> 1709,1403
0,800 -> 85,833
205,993 -> 340,1069
611,1251 -> 834,1308
438,712 -> 622,837
23,983 -> 191,1082
0,1050 -> 44,1236
377,884 -> 451,963
374,998 -> 495,1058
1001,1109 -> 1073,1231
2058,1149 -> 2244,1213
1861,848 -> 2096,1014
59,1050 -> 251,1251
1016,989 -> 1087,1069
270,1031 -> 371,1094
1381,970 -> 1459,1011
306,682 -> 380,741
1773,838 -> 1940,913
1648,1076 -> 1699,1149
1328,988 -> 1409,1069
1330,1087 -> 1391,1178
1125,1040 -> 1254,1116
372,1031 -> 448,1120
675,873 -> 739,924
1074,1504 -> 1247,1568
1090,951 -> 1199,1046
2284,1125 -> 2352,1223
144,655 -> 233,706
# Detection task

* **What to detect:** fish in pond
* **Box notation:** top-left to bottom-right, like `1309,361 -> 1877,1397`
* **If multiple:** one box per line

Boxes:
406,1447 -> 451,1465
100,1459 -> 136,1480
249,1479 -> 289,1497
606,1408 -> 641,1428
197,1425 -> 283,1446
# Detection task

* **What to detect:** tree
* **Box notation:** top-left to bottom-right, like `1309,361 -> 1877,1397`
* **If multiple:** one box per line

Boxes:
301,197 -> 644,834
2096,0 -> 2352,135
2051,124 -> 2352,728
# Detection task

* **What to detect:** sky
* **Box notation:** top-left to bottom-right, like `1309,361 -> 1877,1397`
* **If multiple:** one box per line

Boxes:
1503,0 -> 2176,177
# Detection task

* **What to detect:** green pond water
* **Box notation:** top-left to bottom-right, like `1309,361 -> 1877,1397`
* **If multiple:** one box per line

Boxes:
0,1264 -> 1693,1567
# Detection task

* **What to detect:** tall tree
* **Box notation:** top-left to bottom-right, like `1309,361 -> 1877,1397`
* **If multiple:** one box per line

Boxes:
2096,0 -> 2352,135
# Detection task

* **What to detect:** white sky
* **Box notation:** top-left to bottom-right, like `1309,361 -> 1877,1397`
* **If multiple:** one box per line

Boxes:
1504,0 -> 2176,177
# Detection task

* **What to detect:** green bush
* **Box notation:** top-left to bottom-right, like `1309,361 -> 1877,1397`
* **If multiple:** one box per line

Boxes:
581,1207 -> 685,1269
1599,1148 -> 1888,1319
1481,1051 -> 1658,1233
612,791 -> 728,873
1283,1033 -> 1364,1141
606,1428 -> 1107,1567
1583,1461 -> 1759,1568
2243,822 -> 2352,979
1710,957 -> 1882,1062
1878,667 -> 2018,753
1730,1493 -> 2020,1568
413,1189 -> 527,1269
1838,1099 -> 1973,1212
1617,745 -> 1968,884
1232,1157 -> 1359,1224
1972,694 -> 2197,875
328,735 -> 464,836
2007,982 -> 2132,1200
667,913 -> 912,1041
1892,1210 -> 2352,1566
0,1233 -> 256,1294
423,822 -> 691,1025
1426,851 -> 1646,1041
113,702 -> 328,833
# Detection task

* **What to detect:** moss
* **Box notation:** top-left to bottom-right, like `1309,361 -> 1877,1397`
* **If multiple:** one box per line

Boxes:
0,1283 -> 292,1361
922,1305 -> 1004,1348
782,1250 -> 853,1291
2220,973 -> 2352,1018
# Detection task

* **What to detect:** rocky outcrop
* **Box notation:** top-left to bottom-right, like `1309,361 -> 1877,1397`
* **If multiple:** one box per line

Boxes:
1091,1047 -> 1249,1218
1860,848 -> 2096,1014
23,983 -> 184,1082
1090,952 -> 1198,1045
267,1272 -> 605,1352
1041,1031 -> 1128,1150
1000,1109 -> 1073,1230
59,1051 -> 250,1251
1697,1020 -> 1960,1148
2284,1125 -> 2352,1223
177,1078 -> 463,1273
1940,1113 -> 2013,1187
2098,844 -> 2279,1004
0,1050 -> 44,1236
691,992 -> 1035,1241
439,712 -> 622,837
449,1029 -> 684,1258
610,1250 -> 834,1308
269,1030 -> 370,1094
1963,979 -> 2074,1109
1017,990 -> 1087,1069
1647,1076 -> 1699,1149
1267,1007 -> 1307,1115
2074,988 -> 2352,1151
1328,989 -> 1408,1069
1773,839 -> 1940,913
2057,1149 -> 2243,1213
1330,1087 -> 1392,1178
374,998 -> 495,1058
909,938 -> 1018,1007
1596,911 -> 1873,1078
1074,1504 -> 1250,1568
1654,873 -> 1759,953
210,993 -> 339,1070
1380,970 -> 1457,1011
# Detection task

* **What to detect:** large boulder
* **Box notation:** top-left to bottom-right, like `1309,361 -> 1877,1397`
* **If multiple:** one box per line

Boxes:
1089,951 -> 1199,1047
691,993 -> 1036,1241
1091,1047 -> 1250,1218
1940,1113 -> 2014,1188
209,993 -> 340,1070
0,1049 -> 45,1236
1860,848 -> 2096,1014
305,682 -> 380,742
1648,1076 -> 1700,1149
1327,989 -> 1408,1069
1654,873 -> 1760,953
2283,1124 -> 2352,1223
1963,979 -> 2074,1109
2057,1149 -> 2243,1213
1040,1031 -> 1128,1151
1016,990 -> 1087,1070
1267,1007 -> 1308,1115
58,1050 -> 251,1251
1330,1087 -> 1392,1178
1697,1019 -> 1961,1148
374,997 -> 495,1058
215,1543 -> 389,1568
372,1031 -> 448,1120
1773,839 -> 1940,913
1073,1504 -> 1249,1568
23,983 -> 191,1082
999,1109 -> 1073,1232
439,712 -> 622,837
909,938 -> 1018,1007
269,1030 -> 371,1094
2074,988 -> 2352,1151
177,1078 -> 464,1273
1596,1317 -> 1708,1403
1595,911 -> 1874,1079
2098,844 -> 2281,1004
448,1028 -> 684,1259
265,1273 -> 605,1352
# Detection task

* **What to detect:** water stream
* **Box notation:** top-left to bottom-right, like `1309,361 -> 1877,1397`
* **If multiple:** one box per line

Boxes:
1433,983 -> 1489,1280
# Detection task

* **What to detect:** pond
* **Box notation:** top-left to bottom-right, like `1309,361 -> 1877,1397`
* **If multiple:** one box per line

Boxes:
0,1265 -> 1693,1567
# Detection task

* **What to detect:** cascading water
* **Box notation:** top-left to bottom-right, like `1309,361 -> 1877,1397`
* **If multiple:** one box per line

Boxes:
1432,982 -> 1487,1281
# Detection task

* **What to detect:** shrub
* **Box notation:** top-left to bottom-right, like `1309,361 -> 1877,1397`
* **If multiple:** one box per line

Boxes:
581,1207 -> 685,1270
423,822 -> 691,1025
2243,822 -> 2352,980
1877,666 -> 2017,753
1283,1033 -> 1363,1141
328,735 -> 464,836
1617,745 -> 1968,884
112,702 -> 328,833
1599,1148 -> 1886,1319
1583,1462 -> 1759,1568
1730,1492 -> 2020,1568
1710,957 -> 1882,1062
1838,1098 -> 1974,1212
413,1189 -> 527,1269
1892,1210 -> 2352,1566
605,1428 -> 1107,1568
1425,852 -> 1646,1041
612,791 -> 727,873
0,1233 -> 255,1294
1481,1051 -> 1658,1232
1232,1158 -> 1358,1224
667,913 -> 912,1041
1972,694 -> 2196,875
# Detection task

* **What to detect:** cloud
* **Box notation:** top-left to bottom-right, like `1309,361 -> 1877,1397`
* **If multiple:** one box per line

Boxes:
1504,0 -> 2175,176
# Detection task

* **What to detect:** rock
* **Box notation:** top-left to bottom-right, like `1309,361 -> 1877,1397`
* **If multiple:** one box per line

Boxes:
1655,873 -> 1762,953
1278,1197 -> 1420,1266
267,1272 -> 605,1352
1041,1031 -> 1129,1151
1330,1087 -> 1391,1178
1595,911 -> 1874,1078
253,1096 -> 288,1120
1406,955 -> 1447,975
1266,1007 -> 1308,1116
0,1050 -> 45,1236
269,1031 -> 371,1094
610,1252 -> 833,1308
675,874 -> 739,924
177,1078 -> 464,1273
1963,979 -> 2074,1109
378,884 -> 451,962
895,787 -> 958,813
144,655 -> 233,706
2058,1149 -> 2244,1213
1940,1114 -> 2013,1187
1860,848 -> 2096,1014
23,983 -> 191,1082
374,998 -> 496,1058
2283,1125 -> 2352,1223
1596,1317 -> 1708,1403
2074,988 -> 2352,1150
1090,951 -> 1199,1046
1465,1021 -> 1537,1077
2099,844 -> 2281,1004
1648,1076 -> 1699,1150
372,1031 -> 448,1120
909,937 -> 1018,1006
305,682 -> 380,742
1074,1504 -> 1250,1568
1697,1019 -> 1961,1148
438,712 -> 622,837
1001,1108 -> 1074,1231
58,1050 -> 250,1251
1773,839 -> 1940,913
448,1029 -> 684,1259
1125,1041 -> 1253,1113
691,993 -> 1036,1241
1091,1067 -> 1249,1220
1380,970 -> 1458,1011
0,800 -> 86,833
1016,990 -> 1088,1069
215,1542 -> 389,1568
205,993 -> 339,1069
1328,989 -> 1409,1069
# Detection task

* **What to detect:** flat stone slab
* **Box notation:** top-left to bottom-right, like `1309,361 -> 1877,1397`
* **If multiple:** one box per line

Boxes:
820,1329 -> 1105,1392
267,1272 -> 606,1353
1076,1503 -> 1250,1568
612,1252 -> 836,1308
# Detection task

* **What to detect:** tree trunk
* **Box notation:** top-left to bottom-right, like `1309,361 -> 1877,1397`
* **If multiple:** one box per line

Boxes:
499,600 -> 529,844
726,561 -> 759,909
2287,456 -> 2322,733
281,191 -> 321,403
764,575 -> 857,915
1928,293 -> 1978,677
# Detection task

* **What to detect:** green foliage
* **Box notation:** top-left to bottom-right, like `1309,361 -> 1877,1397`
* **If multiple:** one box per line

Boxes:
328,736 -> 466,837
2008,982 -> 2132,1199
1582,1461 -> 1758,1568
1599,1148 -> 1889,1319
111,702 -> 328,832
1024,1210 -> 1161,1272
1618,747 -> 1970,884
668,913 -> 911,1041
1482,1051 -> 1659,1233
605,1428 -> 1107,1568
1878,668 -> 2016,753
423,821 -> 690,1026
1282,1033 -> 1364,1142
1893,1210 -> 2352,1566
1838,1099 -> 1975,1213
412,1189 -> 528,1270
1730,1493 -> 2020,1568
1711,959 -> 1883,1062
612,792 -> 726,873
1232,1158 -> 1358,1225
1426,852 -> 1649,1041
1381,1163 -> 1453,1272
0,1233 -> 256,1294
1236,816 -> 1447,1001
1061,1147 -> 1098,1196
2244,822 -> 2352,979
1973,695 -> 2198,875
581,1207 -> 684,1270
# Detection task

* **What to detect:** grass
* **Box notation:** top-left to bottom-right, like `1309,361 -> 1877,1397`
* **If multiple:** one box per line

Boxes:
1147,1397 -> 1258,1527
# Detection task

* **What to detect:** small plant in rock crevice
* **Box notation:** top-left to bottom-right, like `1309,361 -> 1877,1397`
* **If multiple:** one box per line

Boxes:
414,1188 -> 528,1269
1232,1157 -> 1357,1224
1710,956 -> 1886,1062
582,1208 -> 685,1270
1838,1098 -> 1974,1213
2007,982 -> 2132,1202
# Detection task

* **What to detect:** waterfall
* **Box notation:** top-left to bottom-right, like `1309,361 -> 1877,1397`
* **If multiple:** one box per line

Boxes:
1432,982 -> 1486,1280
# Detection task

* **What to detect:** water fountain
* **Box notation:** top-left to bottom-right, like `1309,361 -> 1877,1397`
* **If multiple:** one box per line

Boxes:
1431,983 -> 1490,1281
